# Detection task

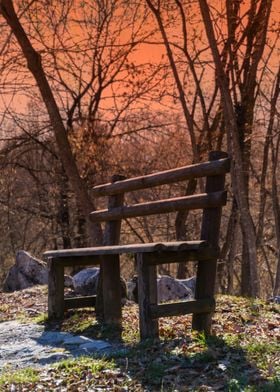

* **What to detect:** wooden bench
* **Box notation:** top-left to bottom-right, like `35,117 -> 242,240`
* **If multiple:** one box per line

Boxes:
44,151 -> 230,340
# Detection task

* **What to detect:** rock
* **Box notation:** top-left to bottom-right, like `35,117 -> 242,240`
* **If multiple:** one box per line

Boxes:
72,267 -> 127,298
3,250 -> 73,292
0,320 -> 114,371
268,296 -> 280,304
80,341 -> 111,351
157,275 -> 193,302
178,276 -> 196,293
73,267 -> 100,296
127,276 -> 138,301
128,275 -> 195,303
3,251 -> 48,292
64,274 -> 74,288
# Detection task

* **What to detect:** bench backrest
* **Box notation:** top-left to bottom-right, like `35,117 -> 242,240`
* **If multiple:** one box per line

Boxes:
90,151 -> 230,249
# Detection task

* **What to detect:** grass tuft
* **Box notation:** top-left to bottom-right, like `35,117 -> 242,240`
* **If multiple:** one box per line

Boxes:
0,368 -> 39,385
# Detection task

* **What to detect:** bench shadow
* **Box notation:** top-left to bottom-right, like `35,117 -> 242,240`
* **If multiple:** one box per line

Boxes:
111,334 -> 278,391
35,313 -> 278,391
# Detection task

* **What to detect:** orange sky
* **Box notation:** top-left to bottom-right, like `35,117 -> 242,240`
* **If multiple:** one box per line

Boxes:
0,0 -> 279,118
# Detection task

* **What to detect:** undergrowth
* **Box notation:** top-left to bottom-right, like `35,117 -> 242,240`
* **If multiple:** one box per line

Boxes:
0,291 -> 279,391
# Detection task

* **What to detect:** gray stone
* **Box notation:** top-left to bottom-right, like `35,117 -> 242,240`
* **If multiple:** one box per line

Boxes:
70,348 -> 90,357
37,352 -> 71,365
3,251 -> 48,292
268,296 -> 280,304
80,341 -> 111,352
73,267 -> 100,296
3,251 -> 73,292
157,275 -> 193,302
0,320 -> 114,372
63,335 -> 92,346
127,275 -> 195,303
127,278 -> 136,301
72,267 -> 127,298
37,331 -> 69,345
178,276 -> 196,293
64,274 -> 74,288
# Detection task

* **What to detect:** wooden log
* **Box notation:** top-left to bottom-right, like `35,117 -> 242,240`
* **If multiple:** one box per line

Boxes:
99,254 -> 122,324
44,254 -> 101,267
90,191 -> 227,222
48,259 -> 64,320
145,247 -> 219,265
150,298 -> 215,318
44,240 -> 207,259
43,241 -> 217,265
98,174 -> 125,325
137,253 -> 159,340
92,157 -> 230,197
192,151 -> 228,333
64,295 -> 96,310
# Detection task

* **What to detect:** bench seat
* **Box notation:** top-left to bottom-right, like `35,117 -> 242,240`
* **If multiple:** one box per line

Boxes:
44,240 -> 219,322
44,240 -> 218,264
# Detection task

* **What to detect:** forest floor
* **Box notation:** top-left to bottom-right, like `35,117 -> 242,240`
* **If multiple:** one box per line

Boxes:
0,286 -> 279,391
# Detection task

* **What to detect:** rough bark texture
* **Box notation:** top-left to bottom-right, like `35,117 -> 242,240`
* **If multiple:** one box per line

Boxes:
198,0 -> 261,297
0,0 -> 102,245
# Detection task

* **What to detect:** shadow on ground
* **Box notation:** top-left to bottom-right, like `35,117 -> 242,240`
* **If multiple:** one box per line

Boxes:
41,312 -> 279,391
117,335 -> 279,391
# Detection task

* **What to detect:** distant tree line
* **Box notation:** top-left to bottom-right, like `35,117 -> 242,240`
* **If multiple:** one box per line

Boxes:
0,0 -> 279,298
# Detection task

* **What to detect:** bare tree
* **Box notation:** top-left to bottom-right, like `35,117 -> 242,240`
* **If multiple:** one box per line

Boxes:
198,0 -> 275,297
0,0 -> 161,245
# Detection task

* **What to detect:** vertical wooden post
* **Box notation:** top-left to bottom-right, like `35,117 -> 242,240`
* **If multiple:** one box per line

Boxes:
48,259 -> 64,319
137,253 -> 159,340
98,175 -> 125,326
192,151 -> 228,333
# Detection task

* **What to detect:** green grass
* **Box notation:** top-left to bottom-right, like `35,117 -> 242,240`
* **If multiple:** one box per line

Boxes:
0,291 -> 279,391
245,341 -> 280,372
0,368 -> 39,385
227,376 -> 280,392
223,332 -> 243,347
32,312 -> 48,324
53,356 -> 116,376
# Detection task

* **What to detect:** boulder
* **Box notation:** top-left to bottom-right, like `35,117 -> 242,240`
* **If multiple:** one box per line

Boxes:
3,250 -> 73,292
127,276 -> 138,301
73,267 -> 100,296
72,267 -> 127,298
127,275 -> 195,303
178,276 -> 196,293
3,250 -> 48,292
268,296 -> 280,304
158,275 -> 193,302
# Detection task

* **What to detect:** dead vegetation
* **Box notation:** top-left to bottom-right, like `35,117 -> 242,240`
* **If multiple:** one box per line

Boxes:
0,286 -> 279,391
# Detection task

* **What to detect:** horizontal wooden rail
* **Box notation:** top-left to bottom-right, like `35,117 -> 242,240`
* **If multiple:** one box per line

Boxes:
146,248 -> 219,265
150,298 -> 215,318
64,296 -> 96,310
92,157 -> 230,197
44,241 -> 209,259
45,255 -> 101,267
90,191 -> 227,222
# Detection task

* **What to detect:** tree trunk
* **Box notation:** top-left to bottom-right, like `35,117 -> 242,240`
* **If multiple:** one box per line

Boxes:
217,199 -> 238,293
0,0 -> 102,245
271,126 -> 280,296
198,0 -> 260,296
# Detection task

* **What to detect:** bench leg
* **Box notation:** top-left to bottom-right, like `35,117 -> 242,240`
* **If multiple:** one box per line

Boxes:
137,253 -> 159,341
48,259 -> 64,320
192,259 -> 217,334
101,254 -> 122,326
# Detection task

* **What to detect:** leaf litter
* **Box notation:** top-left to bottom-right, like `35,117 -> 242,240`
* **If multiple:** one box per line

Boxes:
0,287 -> 279,391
